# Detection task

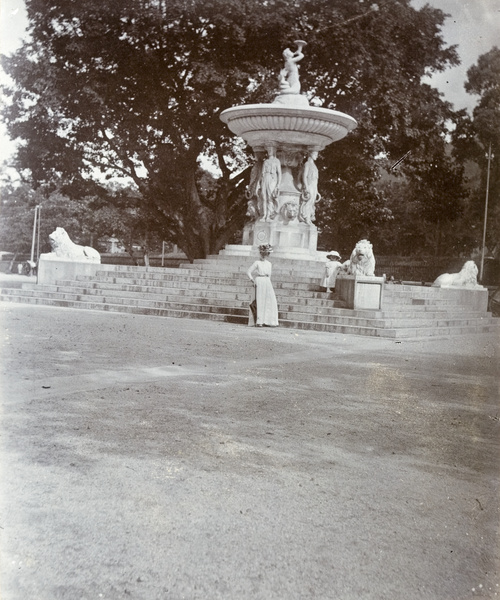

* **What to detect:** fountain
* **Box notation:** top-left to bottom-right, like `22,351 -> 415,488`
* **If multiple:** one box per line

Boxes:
220,41 -> 357,259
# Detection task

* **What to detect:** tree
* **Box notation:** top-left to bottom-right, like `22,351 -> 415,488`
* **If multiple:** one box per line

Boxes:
452,47 -> 500,254
0,184 -> 104,255
0,181 -> 167,264
408,154 -> 467,256
465,47 -> 500,151
0,184 -> 42,257
350,152 -> 469,259
2,0 -> 460,260
91,187 -> 168,265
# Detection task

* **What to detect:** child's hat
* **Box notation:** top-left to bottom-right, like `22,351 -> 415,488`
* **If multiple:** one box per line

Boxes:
326,251 -> 341,259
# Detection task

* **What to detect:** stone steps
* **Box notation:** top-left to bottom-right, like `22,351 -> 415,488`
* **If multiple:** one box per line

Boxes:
91,269 -> 322,285
2,290 -> 493,339
22,279 -> 346,305
4,284 -> 342,310
79,276 -> 327,295
0,294 -> 247,324
1,284 -> 490,324
77,273 -> 484,317
1,262 -> 498,339
9,276 -> 484,315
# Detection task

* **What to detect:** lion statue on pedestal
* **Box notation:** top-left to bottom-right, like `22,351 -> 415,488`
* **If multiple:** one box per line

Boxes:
342,239 -> 376,276
41,227 -> 101,263
432,260 -> 482,288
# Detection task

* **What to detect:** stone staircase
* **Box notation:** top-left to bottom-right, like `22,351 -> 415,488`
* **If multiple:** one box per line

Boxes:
1,255 -> 498,339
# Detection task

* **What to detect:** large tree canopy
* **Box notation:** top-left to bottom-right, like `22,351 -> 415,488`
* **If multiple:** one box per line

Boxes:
1,0 -> 460,259
465,46 -> 500,151
452,47 -> 500,254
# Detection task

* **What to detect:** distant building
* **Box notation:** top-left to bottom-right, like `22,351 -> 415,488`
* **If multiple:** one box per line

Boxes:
105,238 -> 125,254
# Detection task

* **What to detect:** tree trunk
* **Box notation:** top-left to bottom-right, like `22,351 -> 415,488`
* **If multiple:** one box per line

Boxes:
121,239 -> 139,266
435,222 -> 442,257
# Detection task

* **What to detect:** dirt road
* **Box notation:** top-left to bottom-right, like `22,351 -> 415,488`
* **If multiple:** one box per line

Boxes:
1,303 -> 499,599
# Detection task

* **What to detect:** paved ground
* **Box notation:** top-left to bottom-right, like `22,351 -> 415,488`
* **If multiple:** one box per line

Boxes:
0,299 -> 499,600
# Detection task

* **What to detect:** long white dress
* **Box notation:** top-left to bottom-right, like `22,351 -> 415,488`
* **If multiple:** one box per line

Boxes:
247,259 -> 279,327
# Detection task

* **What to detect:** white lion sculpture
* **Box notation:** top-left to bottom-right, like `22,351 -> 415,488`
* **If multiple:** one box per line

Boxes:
41,227 -> 101,263
432,260 -> 481,288
343,239 -> 376,276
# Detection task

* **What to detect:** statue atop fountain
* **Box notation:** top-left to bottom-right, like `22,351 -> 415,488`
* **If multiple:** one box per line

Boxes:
279,41 -> 305,94
220,41 -> 357,259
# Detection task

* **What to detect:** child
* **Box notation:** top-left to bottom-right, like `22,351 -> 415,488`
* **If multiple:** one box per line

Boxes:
322,251 -> 342,293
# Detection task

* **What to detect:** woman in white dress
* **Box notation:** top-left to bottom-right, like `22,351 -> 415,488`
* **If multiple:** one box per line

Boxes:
247,244 -> 279,327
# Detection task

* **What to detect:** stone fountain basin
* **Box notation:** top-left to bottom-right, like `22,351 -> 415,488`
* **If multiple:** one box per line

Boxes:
220,103 -> 357,150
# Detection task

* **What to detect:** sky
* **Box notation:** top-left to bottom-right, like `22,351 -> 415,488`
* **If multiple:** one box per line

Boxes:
412,0 -> 500,110
0,0 -> 499,169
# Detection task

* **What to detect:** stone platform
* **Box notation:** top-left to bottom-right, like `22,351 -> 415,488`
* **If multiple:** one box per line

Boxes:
0,255 -> 498,339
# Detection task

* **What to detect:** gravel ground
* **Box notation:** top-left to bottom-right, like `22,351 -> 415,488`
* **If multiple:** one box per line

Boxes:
0,302 -> 499,600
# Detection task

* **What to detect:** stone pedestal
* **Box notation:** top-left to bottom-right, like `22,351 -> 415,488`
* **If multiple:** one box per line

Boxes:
242,219 -> 317,258
438,286 -> 488,312
240,167 -> 319,258
336,274 -> 385,310
244,217 -> 317,251
37,257 -> 100,285
237,149 -> 320,258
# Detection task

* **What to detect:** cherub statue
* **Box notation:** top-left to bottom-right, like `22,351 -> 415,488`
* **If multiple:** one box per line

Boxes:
278,40 -> 306,95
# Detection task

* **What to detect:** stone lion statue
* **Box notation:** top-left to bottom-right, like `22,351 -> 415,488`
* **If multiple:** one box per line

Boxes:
342,239 -> 376,276
432,260 -> 481,288
41,227 -> 101,263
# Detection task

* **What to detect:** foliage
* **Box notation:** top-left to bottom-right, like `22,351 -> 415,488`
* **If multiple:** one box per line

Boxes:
91,187 -> 168,264
1,0 -> 461,259
451,47 -> 500,255
0,184 -> 100,255
371,155 -> 470,257
0,184 -> 42,255
0,183 -> 162,261
465,47 -> 500,149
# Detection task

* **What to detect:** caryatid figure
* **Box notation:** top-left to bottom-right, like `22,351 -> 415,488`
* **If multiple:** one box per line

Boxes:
245,151 -> 265,220
300,151 -> 321,224
259,146 -> 282,221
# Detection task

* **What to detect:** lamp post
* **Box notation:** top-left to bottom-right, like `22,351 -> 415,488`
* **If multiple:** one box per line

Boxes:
30,205 -> 40,263
480,142 -> 492,283
36,204 -> 41,262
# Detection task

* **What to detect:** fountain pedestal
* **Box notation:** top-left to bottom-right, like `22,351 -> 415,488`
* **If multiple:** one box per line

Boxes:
240,147 -> 317,258
220,41 -> 357,259
243,219 -> 318,257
